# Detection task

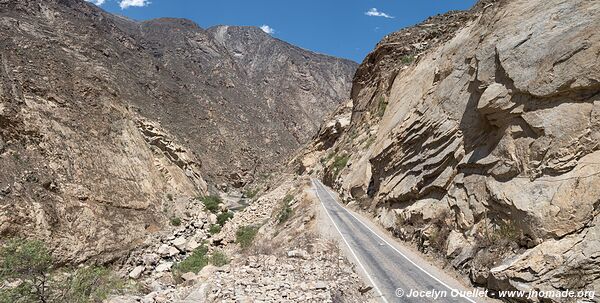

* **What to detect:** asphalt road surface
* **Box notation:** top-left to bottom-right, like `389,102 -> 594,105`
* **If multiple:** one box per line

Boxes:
312,179 -> 484,303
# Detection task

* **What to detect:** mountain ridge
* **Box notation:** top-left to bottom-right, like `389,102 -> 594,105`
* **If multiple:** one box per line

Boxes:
0,0 -> 356,262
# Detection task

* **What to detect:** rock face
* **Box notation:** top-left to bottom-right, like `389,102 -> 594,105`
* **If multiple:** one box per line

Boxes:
316,0 -> 600,301
0,0 -> 355,262
208,25 -> 355,146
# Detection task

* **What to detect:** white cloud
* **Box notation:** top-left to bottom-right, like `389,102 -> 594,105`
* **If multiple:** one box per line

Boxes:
86,0 -> 106,5
260,25 -> 275,35
119,0 -> 150,9
365,8 -> 394,19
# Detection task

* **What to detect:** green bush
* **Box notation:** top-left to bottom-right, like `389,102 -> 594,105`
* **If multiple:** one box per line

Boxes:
283,194 -> 294,205
331,154 -> 350,178
277,206 -> 293,225
332,155 -> 349,171
208,224 -> 222,235
0,239 -> 123,303
166,193 -> 173,201
61,266 -> 123,303
0,239 -> 51,303
401,55 -> 414,64
0,238 -> 52,279
216,211 -> 234,226
0,283 -> 36,303
235,226 -> 258,249
376,96 -> 388,117
349,129 -> 358,140
489,221 -> 521,243
173,246 -> 209,274
170,217 -> 182,226
277,194 -> 294,225
320,153 -> 335,165
200,195 -> 222,214
209,251 -> 229,267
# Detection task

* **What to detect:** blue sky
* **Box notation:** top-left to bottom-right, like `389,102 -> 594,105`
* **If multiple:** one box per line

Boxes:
88,0 -> 476,62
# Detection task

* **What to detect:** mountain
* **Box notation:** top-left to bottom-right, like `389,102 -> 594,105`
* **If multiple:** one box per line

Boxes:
306,0 -> 600,299
0,0 -> 356,262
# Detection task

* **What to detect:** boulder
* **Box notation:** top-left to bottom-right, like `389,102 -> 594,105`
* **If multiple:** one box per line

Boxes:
128,266 -> 145,279
208,214 -> 218,225
185,239 -> 200,252
171,236 -> 187,251
180,272 -> 198,282
287,249 -> 310,260
197,265 -> 217,280
157,244 -> 179,257
142,253 -> 160,266
446,230 -> 467,258
312,281 -> 327,290
155,262 -> 173,273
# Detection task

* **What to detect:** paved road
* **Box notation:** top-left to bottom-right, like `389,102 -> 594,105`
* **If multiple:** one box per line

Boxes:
312,179 -> 482,303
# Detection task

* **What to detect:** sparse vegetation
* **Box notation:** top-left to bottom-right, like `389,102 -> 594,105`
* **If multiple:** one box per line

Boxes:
401,55 -> 414,64
476,216 -> 523,253
320,152 -> 335,165
216,211 -> 234,226
330,154 -> 350,178
60,266 -> 124,303
208,224 -> 222,235
236,225 -> 259,249
277,194 -> 294,225
173,245 -> 209,274
332,155 -> 349,171
283,194 -> 294,205
485,220 -> 521,244
410,210 -> 450,255
170,217 -> 182,226
428,225 -> 451,254
174,246 -> 229,276
200,195 -> 222,214
209,250 -> 229,267
0,239 -> 52,303
376,95 -> 388,118
349,129 -> 358,141
472,219 -> 523,269
0,239 -> 124,303
258,173 -> 271,181
242,188 -> 259,199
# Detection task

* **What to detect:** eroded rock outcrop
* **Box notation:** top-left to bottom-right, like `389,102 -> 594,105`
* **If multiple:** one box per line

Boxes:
316,0 -> 600,301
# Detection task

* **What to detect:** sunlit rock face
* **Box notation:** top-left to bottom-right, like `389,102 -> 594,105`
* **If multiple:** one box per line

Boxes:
315,0 -> 600,299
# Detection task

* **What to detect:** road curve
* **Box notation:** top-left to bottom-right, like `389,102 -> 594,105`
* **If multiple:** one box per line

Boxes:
312,178 -> 483,303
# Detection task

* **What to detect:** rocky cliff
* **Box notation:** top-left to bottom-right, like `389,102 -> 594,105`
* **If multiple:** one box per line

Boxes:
309,0 -> 600,300
0,0 -> 356,263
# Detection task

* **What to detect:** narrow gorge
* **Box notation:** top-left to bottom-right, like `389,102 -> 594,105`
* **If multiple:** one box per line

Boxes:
1,0 -> 599,302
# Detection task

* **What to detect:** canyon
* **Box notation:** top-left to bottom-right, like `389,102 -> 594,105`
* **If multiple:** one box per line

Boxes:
1,0 -> 599,302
